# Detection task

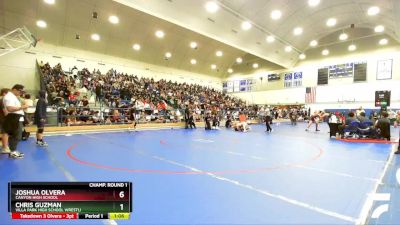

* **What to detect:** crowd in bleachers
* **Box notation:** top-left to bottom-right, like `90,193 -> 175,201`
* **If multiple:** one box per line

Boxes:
40,62 -> 255,126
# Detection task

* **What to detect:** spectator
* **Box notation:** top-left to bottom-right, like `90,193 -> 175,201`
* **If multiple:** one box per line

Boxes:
39,62 -> 251,126
0,88 -> 10,153
2,84 -> 28,158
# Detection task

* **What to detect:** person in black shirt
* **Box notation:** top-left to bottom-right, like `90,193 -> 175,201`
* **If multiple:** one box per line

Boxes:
225,113 -> 232,128
95,84 -> 103,106
34,90 -> 48,147
204,112 -> 212,130
212,115 -> 220,129
375,111 -> 391,140
188,113 -> 196,129
184,107 -> 190,129
289,110 -> 298,126
265,111 -> 272,132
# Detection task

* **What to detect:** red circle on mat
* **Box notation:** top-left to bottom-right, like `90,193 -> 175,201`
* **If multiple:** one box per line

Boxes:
67,141 -> 324,175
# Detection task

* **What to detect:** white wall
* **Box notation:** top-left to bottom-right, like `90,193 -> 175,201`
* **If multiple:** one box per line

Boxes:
231,88 -> 305,105
0,43 -> 223,92
0,50 -> 40,92
228,46 -> 400,110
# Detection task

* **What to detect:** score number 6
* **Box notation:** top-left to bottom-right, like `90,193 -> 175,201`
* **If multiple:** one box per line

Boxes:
119,191 -> 125,211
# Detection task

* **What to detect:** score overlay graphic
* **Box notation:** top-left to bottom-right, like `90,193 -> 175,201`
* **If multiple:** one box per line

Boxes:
8,182 -> 132,220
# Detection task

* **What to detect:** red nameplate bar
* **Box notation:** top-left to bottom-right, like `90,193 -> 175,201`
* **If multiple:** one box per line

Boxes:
12,212 -> 78,220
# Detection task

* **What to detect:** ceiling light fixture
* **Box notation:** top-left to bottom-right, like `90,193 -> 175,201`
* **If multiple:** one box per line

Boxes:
293,27 -> 303,35
216,51 -> 223,57
308,0 -> 320,7
299,54 -> 306,60
211,64 -> 217,70
322,49 -> 329,55
43,0 -> 55,4
309,40 -> 318,47
374,25 -> 384,33
241,21 -> 252,30
165,52 -> 172,58
190,59 -> 197,65
205,1 -> 219,13
36,20 -> 47,28
285,46 -> 292,52
108,15 -> 119,24
266,35 -> 275,43
190,42 -> 198,49
91,33 -> 100,41
326,18 -> 337,27
367,6 -> 380,16
132,44 -> 140,50
236,57 -> 243,63
348,44 -> 356,51
270,10 -> 282,20
252,63 -> 259,69
155,30 -> 165,38
379,38 -> 388,45
339,33 -> 348,40
228,68 -> 233,73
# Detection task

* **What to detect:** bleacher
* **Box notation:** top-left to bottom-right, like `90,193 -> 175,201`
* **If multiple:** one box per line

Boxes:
37,62 -> 254,127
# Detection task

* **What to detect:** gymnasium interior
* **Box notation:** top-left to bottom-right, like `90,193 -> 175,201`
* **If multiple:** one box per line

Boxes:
0,0 -> 399,224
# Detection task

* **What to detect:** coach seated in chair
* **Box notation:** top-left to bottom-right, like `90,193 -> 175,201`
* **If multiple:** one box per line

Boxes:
357,112 -> 368,123
357,112 -> 374,138
338,112 -> 359,138
374,111 -> 391,140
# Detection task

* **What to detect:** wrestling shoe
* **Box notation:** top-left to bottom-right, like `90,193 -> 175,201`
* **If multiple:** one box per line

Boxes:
37,140 -> 49,147
9,151 -> 24,159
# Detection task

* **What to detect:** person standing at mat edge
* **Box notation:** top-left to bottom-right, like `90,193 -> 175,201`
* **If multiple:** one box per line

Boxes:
2,84 -> 28,158
0,88 -> 10,153
34,90 -> 48,147
265,109 -> 272,132
396,137 -> 400,154
395,111 -> 400,154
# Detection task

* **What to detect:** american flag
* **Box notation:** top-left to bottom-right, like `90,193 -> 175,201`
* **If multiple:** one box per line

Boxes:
305,87 -> 316,103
